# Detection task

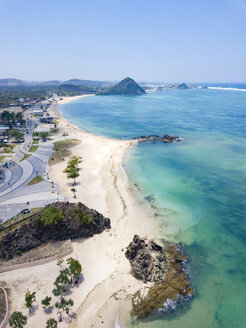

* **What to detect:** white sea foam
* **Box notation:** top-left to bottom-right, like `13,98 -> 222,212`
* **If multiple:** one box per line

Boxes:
120,164 -> 128,184
163,298 -> 177,311
115,313 -> 122,328
157,298 -> 178,313
208,87 -> 246,92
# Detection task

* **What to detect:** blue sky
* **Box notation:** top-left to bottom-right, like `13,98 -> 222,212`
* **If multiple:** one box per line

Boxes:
0,0 -> 246,82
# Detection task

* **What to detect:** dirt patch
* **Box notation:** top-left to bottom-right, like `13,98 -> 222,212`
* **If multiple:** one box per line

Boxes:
0,240 -> 72,268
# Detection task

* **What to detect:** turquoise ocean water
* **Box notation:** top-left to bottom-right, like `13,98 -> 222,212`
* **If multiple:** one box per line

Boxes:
59,87 -> 246,328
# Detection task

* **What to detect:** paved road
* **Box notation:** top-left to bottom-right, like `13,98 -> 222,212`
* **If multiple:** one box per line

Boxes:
0,124 -> 67,223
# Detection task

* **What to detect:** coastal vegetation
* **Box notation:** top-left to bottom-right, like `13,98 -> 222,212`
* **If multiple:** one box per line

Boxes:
0,81 -> 99,108
10,129 -> 24,141
46,318 -> 57,328
41,296 -> 52,308
63,155 -> 82,185
71,187 -> 77,198
8,256 -> 82,325
73,208 -> 92,225
0,110 -> 26,127
0,86 -> 52,108
56,84 -> 95,96
49,139 -> 80,165
24,290 -> 36,313
41,206 -> 63,226
33,131 -> 49,142
9,311 -> 27,328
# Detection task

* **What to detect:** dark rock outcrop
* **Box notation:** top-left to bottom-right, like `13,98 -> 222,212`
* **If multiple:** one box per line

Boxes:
97,77 -> 146,95
125,235 -> 168,283
125,235 -> 194,319
136,134 -> 181,143
0,202 -> 110,260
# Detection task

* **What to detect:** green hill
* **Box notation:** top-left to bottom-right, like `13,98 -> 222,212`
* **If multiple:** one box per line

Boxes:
97,77 -> 146,95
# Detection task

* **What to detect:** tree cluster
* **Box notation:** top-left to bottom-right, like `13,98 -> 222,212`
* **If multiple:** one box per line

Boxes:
0,110 -> 26,128
63,156 -> 82,186
8,256 -> 82,327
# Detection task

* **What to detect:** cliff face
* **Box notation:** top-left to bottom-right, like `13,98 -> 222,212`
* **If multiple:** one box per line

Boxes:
97,77 -> 146,95
0,202 -> 110,260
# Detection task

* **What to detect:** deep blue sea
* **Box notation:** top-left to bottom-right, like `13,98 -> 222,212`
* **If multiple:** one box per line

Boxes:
59,85 -> 246,328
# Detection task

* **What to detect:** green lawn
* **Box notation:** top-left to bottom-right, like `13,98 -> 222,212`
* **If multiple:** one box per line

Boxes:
49,127 -> 59,135
49,139 -> 80,165
29,144 -> 39,152
27,175 -> 43,185
20,153 -> 31,162
0,144 -> 16,154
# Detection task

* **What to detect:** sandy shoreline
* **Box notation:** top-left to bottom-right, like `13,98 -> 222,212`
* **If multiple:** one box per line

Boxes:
0,95 -> 159,328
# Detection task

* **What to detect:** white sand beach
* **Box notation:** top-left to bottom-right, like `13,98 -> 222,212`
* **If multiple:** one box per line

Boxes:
0,95 -> 159,328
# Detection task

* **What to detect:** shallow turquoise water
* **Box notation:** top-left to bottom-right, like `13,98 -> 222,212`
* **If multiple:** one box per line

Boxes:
60,89 -> 246,327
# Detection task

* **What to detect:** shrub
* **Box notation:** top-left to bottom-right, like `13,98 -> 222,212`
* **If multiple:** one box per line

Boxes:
41,207 -> 63,226
73,209 -> 92,225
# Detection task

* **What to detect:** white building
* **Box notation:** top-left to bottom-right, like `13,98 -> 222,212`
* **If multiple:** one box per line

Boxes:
0,126 -> 9,135
32,109 -> 43,116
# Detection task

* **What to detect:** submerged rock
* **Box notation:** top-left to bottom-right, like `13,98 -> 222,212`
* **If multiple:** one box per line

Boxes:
125,235 -> 194,319
136,134 -> 181,143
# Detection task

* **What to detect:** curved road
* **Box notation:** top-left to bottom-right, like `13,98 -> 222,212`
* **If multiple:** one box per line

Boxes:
0,121 -> 67,223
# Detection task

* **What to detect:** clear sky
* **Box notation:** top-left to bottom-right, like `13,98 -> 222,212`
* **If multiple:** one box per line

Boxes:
0,0 -> 246,82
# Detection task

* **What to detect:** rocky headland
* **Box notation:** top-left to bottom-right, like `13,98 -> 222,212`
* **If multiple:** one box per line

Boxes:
125,235 -> 194,319
0,202 -> 110,260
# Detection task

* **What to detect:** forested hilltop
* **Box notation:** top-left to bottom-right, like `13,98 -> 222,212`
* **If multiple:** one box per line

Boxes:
0,79 -> 116,108
0,77 -> 148,107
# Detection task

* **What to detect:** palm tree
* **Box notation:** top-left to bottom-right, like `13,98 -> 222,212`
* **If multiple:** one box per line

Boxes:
41,296 -> 52,308
24,290 -> 36,313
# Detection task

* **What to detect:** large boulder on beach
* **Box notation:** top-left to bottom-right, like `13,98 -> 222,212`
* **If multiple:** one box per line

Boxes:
125,235 -> 194,319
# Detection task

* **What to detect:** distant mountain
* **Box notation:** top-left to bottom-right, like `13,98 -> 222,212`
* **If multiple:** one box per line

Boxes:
56,84 -> 95,94
36,80 -> 61,86
0,78 -> 116,89
0,78 -> 29,86
97,77 -> 146,95
65,79 -> 114,89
